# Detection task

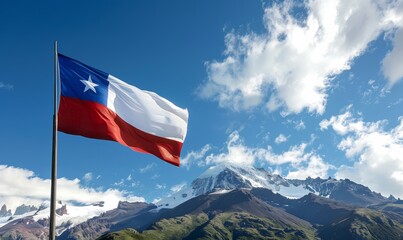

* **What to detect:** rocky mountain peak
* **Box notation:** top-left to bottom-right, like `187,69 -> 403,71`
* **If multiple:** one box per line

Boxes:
56,205 -> 68,216
157,164 -> 391,210
0,204 -> 11,218
14,204 -> 38,216
191,164 -> 286,195
388,195 -> 397,201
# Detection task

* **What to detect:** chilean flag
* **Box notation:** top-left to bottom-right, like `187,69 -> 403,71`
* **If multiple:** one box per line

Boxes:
57,54 -> 188,166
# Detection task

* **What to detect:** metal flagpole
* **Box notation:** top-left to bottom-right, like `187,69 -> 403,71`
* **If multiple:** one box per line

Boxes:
49,41 -> 59,240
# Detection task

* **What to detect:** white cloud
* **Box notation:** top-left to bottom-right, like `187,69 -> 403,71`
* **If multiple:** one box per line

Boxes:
205,131 -> 257,166
113,179 -> 125,187
285,119 -> 306,130
383,28 -> 403,86
198,0 -> 403,114
262,143 -> 310,165
286,155 -> 330,180
126,174 -> 132,181
181,144 -> 211,168
320,111 -> 353,135
321,109 -> 403,198
294,120 -> 306,130
0,165 -> 144,212
361,79 -> 381,102
156,184 -> 166,190
275,134 -> 288,144
319,105 -> 381,136
82,172 -> 93,183
202,131 -> 330,178
139,163 -> 156,173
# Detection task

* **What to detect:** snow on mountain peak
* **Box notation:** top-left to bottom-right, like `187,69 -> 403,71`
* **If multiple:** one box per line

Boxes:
0,199 -> 117,236
155,164 -> 310,209
155,164 -> 389,210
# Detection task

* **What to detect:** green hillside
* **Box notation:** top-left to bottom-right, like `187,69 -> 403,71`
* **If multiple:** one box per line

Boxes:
98,212 -> 316,240
318,208 -> 403,240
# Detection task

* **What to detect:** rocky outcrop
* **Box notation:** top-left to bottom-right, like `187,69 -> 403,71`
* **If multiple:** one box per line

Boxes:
0,204 -> 12,217
14,204 -> 38,216
56,205 -> 68,216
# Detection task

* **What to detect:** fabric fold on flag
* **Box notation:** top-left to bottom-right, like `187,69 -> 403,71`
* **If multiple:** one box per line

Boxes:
57,53 -> 188,166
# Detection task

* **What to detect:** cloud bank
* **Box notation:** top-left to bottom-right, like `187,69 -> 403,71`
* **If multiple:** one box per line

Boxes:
198,0 -> 403,114
0,165 -> 144,212
183,131 -> 330,180
320,109 -> 403,198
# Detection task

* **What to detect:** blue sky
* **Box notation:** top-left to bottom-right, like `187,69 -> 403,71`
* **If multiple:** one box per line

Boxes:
0,0 -> 403,209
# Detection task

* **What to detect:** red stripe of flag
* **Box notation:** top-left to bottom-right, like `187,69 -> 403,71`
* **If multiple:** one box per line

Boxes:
58,96 -> 182,166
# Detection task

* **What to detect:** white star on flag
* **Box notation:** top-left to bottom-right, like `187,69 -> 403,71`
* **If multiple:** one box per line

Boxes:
80,76 -> 99,93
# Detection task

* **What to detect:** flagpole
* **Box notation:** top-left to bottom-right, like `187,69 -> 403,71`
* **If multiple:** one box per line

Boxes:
49,41 -> 58,240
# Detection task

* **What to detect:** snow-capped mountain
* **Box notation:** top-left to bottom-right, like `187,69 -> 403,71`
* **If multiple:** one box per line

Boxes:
0,164 -> 392,239
155,164 -> 390,209
155,165 -> 300,208
0,200 -> 113,239
289,177 -> 390,206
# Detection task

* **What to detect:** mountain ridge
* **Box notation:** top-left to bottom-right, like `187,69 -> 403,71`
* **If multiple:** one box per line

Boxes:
98,187 -> 403,240
0,164 -> 399,239
155,165 -> 390,209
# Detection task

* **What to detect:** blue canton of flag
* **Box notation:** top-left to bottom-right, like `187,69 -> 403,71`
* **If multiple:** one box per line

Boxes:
58,54 -> 110,106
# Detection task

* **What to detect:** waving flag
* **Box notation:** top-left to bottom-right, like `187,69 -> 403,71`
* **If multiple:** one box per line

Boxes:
57,54 -> 188,166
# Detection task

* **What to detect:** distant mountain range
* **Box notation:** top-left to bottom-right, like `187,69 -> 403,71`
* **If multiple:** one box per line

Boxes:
155,165 -> 392,208
99,189 -> 403,240
1,165 -> 402,239
0,204 -> 37,218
